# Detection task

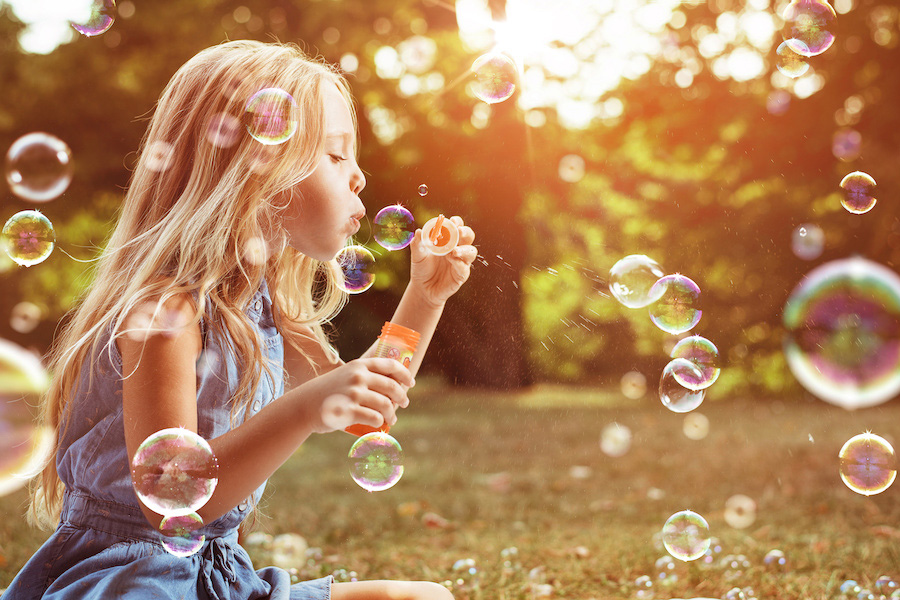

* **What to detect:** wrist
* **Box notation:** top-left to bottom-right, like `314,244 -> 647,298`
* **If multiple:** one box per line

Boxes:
405,283 -> 446,311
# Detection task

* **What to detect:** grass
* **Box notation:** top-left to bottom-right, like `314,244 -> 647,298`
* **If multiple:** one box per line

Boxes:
2,380 -> 900,599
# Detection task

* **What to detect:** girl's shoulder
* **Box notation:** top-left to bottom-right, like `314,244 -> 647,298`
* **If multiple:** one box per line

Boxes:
116,280 -> 204,361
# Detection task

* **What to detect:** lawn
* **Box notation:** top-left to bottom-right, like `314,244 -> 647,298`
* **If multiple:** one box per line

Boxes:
2,380 -> 899,599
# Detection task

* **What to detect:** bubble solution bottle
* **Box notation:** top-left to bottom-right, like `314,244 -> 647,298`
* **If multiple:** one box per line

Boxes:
345,321 -> 420,437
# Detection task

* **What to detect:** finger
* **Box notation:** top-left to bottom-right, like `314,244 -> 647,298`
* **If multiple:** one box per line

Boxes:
363,357 -> 416,388
457,225 -> 475,246
356,389 -> 398,425
366,372 -> 410,408
452,245 -> 478,265
410,229 -> 428,263
449,216 -> 465,228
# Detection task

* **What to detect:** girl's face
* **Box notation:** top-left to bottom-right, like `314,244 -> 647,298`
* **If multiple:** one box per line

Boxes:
283,83 -> 366,261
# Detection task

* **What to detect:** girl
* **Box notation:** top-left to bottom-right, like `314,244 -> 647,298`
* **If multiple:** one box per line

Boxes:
4,40 -> 476,599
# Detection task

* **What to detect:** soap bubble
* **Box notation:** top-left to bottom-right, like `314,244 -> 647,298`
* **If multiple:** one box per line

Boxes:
839,171 -> 877,215
662,510 -> 711,562
776,40 -> 810,78
131,428 -> 219,516
1,339 -> 52,497
558,154 -> 585,183
159,512 -> 205,557
875,576 -> 899,595
609,255 -> 666,309
660,359 -> 706,413
839,580 -> 861,597
682,412 -> 710,440
620,370 -> 647,399
336,245 -> 376,294
348,431 -> 404,492
2,210 -> 56,267
832,128 -> 862,162
244,88 -> 298,145
71,0 -> 116,37
783,257 -> 900,409
634,575 -> 653,598
763,549 -> 787,570
418,184 -> 428,196
724,494 -> 757,529
599,422 -> 632,457
791,224 -> 824,261
471,52 -> 517,104
670,335 -> 720,390
649,275 -> 702,334
421,215 -> 459,256
10,301 -> 42,334
205,113 -> 242,148
373,205 -> 415,251
5,133 -> 73,202
838,432 -> 896,496
781,0 -> 836,57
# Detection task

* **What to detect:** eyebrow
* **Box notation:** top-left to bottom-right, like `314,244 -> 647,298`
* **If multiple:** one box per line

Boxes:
326,132 -> 352,140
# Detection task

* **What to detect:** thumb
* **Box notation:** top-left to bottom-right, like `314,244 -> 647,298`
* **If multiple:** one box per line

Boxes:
410,229 -> 428,263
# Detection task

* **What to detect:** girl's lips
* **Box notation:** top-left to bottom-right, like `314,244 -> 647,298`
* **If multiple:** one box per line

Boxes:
349,217 -> 360,234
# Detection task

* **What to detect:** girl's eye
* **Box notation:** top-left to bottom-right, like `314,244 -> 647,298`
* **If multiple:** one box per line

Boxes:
329,154 -> 347,163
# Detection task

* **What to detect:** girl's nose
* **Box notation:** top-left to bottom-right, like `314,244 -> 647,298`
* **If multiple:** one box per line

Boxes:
351,162 -> 366,195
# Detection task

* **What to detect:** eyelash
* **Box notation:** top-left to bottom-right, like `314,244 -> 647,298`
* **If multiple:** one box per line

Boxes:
329,154 -> 347,163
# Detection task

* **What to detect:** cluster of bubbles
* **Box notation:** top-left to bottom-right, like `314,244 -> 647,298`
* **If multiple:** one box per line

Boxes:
775,0 -> 835,79
130,428 -> 220,557
835,577 -> 900,600
347,431 -> 404,492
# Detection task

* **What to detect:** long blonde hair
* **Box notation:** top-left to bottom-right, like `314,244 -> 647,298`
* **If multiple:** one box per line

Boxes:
28,40 -> 356,529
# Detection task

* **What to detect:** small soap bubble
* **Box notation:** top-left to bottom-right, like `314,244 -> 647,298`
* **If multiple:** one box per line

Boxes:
724,494 -> 757,529
682,412 -> 710,440
10,301 -> 42,334
421,215 -> 459,256
875,576 -> 899,595
763,549 -> 787,570
654,554 -> 676,578
791,223 -> 824,260
348,431 -> 404,492
336,245 -> 376,294
620,370 -> 647,399
2,210 -> 56,267
669,335 -> 720,390
470,52 -> 517,104
159,512 -> 205,557
417,184 -> 428,196
659,359 -> 706,413
634,574 -> 653,598
5,133 -> 73,202
451,558 -> 480,591
130,428 -> 219,516
781,0 -> 836,57
839,171 -> 877,215
205,113 -> 242,148
839,432 -> 897,496
600,422 -> 632,457
558,154 -> 585,183
609,255 -> 666,309
649,274 -> 702,334
244,88 -> 298,145
71,0 -> 116,37
833,128 -> 862,162
662,510 -> 711,562
776,40 -> 810,78
373,205 -> 415,251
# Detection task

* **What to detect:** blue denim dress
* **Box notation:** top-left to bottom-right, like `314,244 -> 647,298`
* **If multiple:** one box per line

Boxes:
3,280 -> 332,600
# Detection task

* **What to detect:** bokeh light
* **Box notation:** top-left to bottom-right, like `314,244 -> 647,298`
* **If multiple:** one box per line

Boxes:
205,112 -> 242,148
336,245 -> 376,294
649,274 -> 702,334
348,431 -> 404,492
783,257 -> 900,409
669,335 -> 720,390
662,510 -> 711,562
159,512 -> 205,557
5,132 -> 73,202
838,432 -> 897,496
791,224 -> 824,261
839,171 -> 877,215
620,370 -> 647,399
373,205 -> 415,251
608,255 -> 665,309
2,210 -> 56,267
243,88 -> 298,145
781,0 -> 836,57
130,427 -> 219,516
682,412 -> 710,440
599,422 -> 632,457
659,358 -> 706,413
470,52 -> 517,104
724,494 -> 757,529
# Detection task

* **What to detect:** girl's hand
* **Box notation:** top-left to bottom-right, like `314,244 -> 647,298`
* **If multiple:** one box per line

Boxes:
409,216 -> 477,307
293,358 -> 415,434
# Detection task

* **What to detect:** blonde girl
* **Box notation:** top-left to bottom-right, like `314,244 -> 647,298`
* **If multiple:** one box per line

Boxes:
4,40 -> 476,600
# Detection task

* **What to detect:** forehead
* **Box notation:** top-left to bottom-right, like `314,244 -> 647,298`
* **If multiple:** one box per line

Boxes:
322,83 -> 354,136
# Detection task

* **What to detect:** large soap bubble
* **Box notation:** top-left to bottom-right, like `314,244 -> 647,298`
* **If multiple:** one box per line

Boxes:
670,335 -> 720,391
5,133 -> 73,202
609,255 -> 665,309
839,171 -> 877,215
70,0 -> 117,37
649,274 -> 702,334
838,432 -> 896,496
159,512 -> 205,557
783,257 -> 900,409
373,205 -> 415,251
781,0 -> 836,57
660,358 -> 706,413
471,52 -> 517,104
662,510 -> 711,562
2,210 -> 56,267
348,431 -> 404,492
776,40 -> 810,78
243,88 -> 298,145
336,245 -> 376,293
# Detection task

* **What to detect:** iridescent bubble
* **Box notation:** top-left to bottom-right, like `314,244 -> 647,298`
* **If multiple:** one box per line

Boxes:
875,576 -> 899,596
764,549 -> 787,570
791,224 -> 824,261
634,575 -> 653,598
840,171 -> 877,215
608,255 -> 666,309
776,40 -> 810,78
654,554 -> 676,579
10,301 -> 41,334
159,512 -> 205,557
421,214 -> 459,256
243,88 -> 298,145
649,274 -> 702,334
783,257 -> 900,409
662,510 -> 711,562
336,245 -> 376,294
373,205 -> 415,251
1,339 -> 52,497
418,184 -> 428,196
5,132 -> 73,202
471,52 -> 517,104
599,422 -> 632,457
71,0 -> 116,37
781,0 -> 836,57
620,370 -> 647,399
840,580 -> 861,597
558,154 -> 585,183
205,113 -> 242,148
724,494 -> 757,529
670,335 -> 720,390
660,358 -> 706,413
2,210 -> 56,267
838,432 -> 897,496
348,431 -> 404,492
130,428 -> 219,516
682,412 -> 710,440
